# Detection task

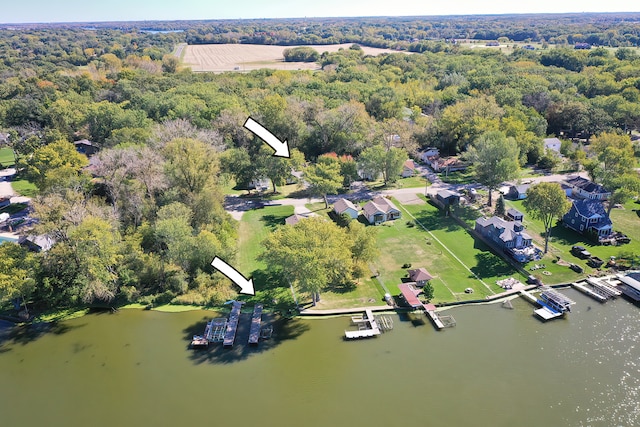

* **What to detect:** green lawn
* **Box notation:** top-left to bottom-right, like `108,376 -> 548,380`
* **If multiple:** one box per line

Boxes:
438,170 -> 475,185
371,198 -> 518,304
0,148 -> 15,168
10,179 -> 37,197
236,203 -> 384,309
504,199 -> 640,283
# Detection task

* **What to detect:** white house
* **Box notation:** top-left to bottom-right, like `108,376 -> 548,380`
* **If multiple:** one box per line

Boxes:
543,137 -> 562,153
333,198 -> 359,219
418,147 -> 439,163
565,176 -> 611,200
362,196 -> 401,225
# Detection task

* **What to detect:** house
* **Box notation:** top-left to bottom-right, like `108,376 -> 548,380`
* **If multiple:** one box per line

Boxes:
333,198 -> 359,219
285,214 -> 306,226
507,184 -> 530,200
506,208 -> 523,222
18,234 -> 56,252
543,137 -> 562,153
408,268 -> 433,287
418,147 -> 439,163
486,41 -> 500,46
401,159 -> 417,177
562,199 -> 613,241
565,176 -> 611,200
574,42 -> 591,49
475,216 -> 540,262
362,196 -> 401,225
73,139 -> 99,156
435,189 -> 460,207
427,156 -> 468,174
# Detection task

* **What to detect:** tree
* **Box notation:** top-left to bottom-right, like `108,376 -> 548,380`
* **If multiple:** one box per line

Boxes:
523,183 -> 572,253
422,283 -> 435,301
259,217 -> 353,305
495,194 -> 506,217
466,131 -> 520,206
304,156 -> 342,209
260,147 -> 305,193
358,145 -> 408,186
348,222 -> 379,279
18,139 -> 88,191
605,174 -> 640,215
163,138 -> 219,196
589,132 -> 635,185
0,243 -> 37,316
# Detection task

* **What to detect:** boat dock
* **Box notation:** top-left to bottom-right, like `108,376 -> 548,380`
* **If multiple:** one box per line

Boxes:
572,282 -> 608,302
398,283 -> 454,330
223,301 -> 244,348
519,289 -> 539,304
519,287 -> 575,321
345,309 -> 382,339
248,304 -> 263,345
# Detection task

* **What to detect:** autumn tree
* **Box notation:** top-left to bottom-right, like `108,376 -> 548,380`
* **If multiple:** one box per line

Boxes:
18,139 -> 88,191
466,131 -> 520,206
523,183 -> 572,253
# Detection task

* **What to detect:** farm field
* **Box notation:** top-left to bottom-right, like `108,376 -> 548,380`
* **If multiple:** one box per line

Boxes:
182,43 -> 407,72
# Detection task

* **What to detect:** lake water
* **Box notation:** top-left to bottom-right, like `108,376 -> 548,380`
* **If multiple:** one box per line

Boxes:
1,289 -> 638,427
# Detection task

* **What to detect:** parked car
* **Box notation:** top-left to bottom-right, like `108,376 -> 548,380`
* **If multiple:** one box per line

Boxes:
569,263 -> 584,273
571,245 -> 591,259
587,256 -> 604,268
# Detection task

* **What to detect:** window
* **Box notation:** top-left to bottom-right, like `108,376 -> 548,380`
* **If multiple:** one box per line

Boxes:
580,225 -> 584,231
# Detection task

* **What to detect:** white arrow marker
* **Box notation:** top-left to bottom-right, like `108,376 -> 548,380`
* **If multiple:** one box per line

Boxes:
243,117 -> 290,158
211,257 -> 255,296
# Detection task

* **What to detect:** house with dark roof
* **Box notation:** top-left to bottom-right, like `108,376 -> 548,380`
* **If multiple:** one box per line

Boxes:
362,196 -> 400,225
408,268 -> 433,287
507,184 -> 530,200
74,139 -> 99,157
506,208 -> 523,222
401,159 -> 417,177
475,216 -> 539,262
333,198 -> 359,219
565,176 -> 611,200
562,199 -> 613,241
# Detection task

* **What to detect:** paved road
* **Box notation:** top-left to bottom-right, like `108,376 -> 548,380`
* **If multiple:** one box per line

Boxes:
224,168 -> 588,221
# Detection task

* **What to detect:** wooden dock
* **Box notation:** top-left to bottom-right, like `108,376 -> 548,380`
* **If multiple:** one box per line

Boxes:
519,289 -> 539,304
223,301 -> 243,348
425,309 -> 445,329
248,304 -> 263,345
586,278 -> 621,298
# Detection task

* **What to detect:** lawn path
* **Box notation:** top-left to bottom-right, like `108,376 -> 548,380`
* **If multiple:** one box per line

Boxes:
397,202 -> 494,294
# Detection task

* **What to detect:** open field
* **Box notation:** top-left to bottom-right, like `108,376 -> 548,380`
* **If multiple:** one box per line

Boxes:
374,197 -> 517,304
182,43 -> 407,72
0,148 -> 15,167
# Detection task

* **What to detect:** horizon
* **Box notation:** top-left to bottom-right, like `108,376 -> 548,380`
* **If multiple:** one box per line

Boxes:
2,0 -> 640,25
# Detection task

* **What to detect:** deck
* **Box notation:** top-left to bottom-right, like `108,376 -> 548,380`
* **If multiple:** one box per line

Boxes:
572,282 -> 608,302
344,309 -> 382,339
223,301 -> 244,348
534,307 -> 564,320
248,304 -> 263,345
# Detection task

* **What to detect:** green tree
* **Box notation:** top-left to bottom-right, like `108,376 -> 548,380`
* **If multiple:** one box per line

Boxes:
589,132 -> 635,185
260,147 -> 305,193
466,131 -> 520,207
163,138 -> 219,196
523,183 -> 572,253
0,243 -> 38,316
495,194 -> 506,217
606,174 -> 640,215
358,145 -> 408,185
18,139 -> 88,191
304,156 -> 342,209
422,282 -> 435,301
259,217 -> 353,305
347,221 -> 379,278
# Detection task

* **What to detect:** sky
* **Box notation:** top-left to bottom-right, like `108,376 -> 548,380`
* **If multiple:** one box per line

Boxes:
1,0 -> 639,24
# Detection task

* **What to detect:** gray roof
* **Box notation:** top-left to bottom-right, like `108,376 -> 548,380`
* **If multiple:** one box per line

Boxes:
570,200 -> 612,229
333,198 -> 358,214
507,208 -> 523,218
476,216 -> 531,243
285,214 -> 306,226
437,189 -> 460,199
363,196 -> 399,217
565,176 -> 609,195
510,184 -> 530,194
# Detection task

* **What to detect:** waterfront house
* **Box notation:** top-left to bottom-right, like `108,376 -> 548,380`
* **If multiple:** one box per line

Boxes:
565,176 -> 610,200
507,184 -> 530,200
401,159 -> 417,177
475,216 -> 539,262
333,198 -> 359,219
363,196 -> 401,225
408,268 -> 433,287
562,199 -> 613,241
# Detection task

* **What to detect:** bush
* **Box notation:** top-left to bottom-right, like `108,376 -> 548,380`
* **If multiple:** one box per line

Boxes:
283,46 -> 319,62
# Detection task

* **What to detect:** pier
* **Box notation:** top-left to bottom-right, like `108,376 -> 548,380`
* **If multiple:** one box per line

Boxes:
248,304 -> 263,345
398,283 -> 454,330
223,301 -> 244,348
572,282 -> 608,302
519,287 -> 575,321
345,309 -> 381,339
